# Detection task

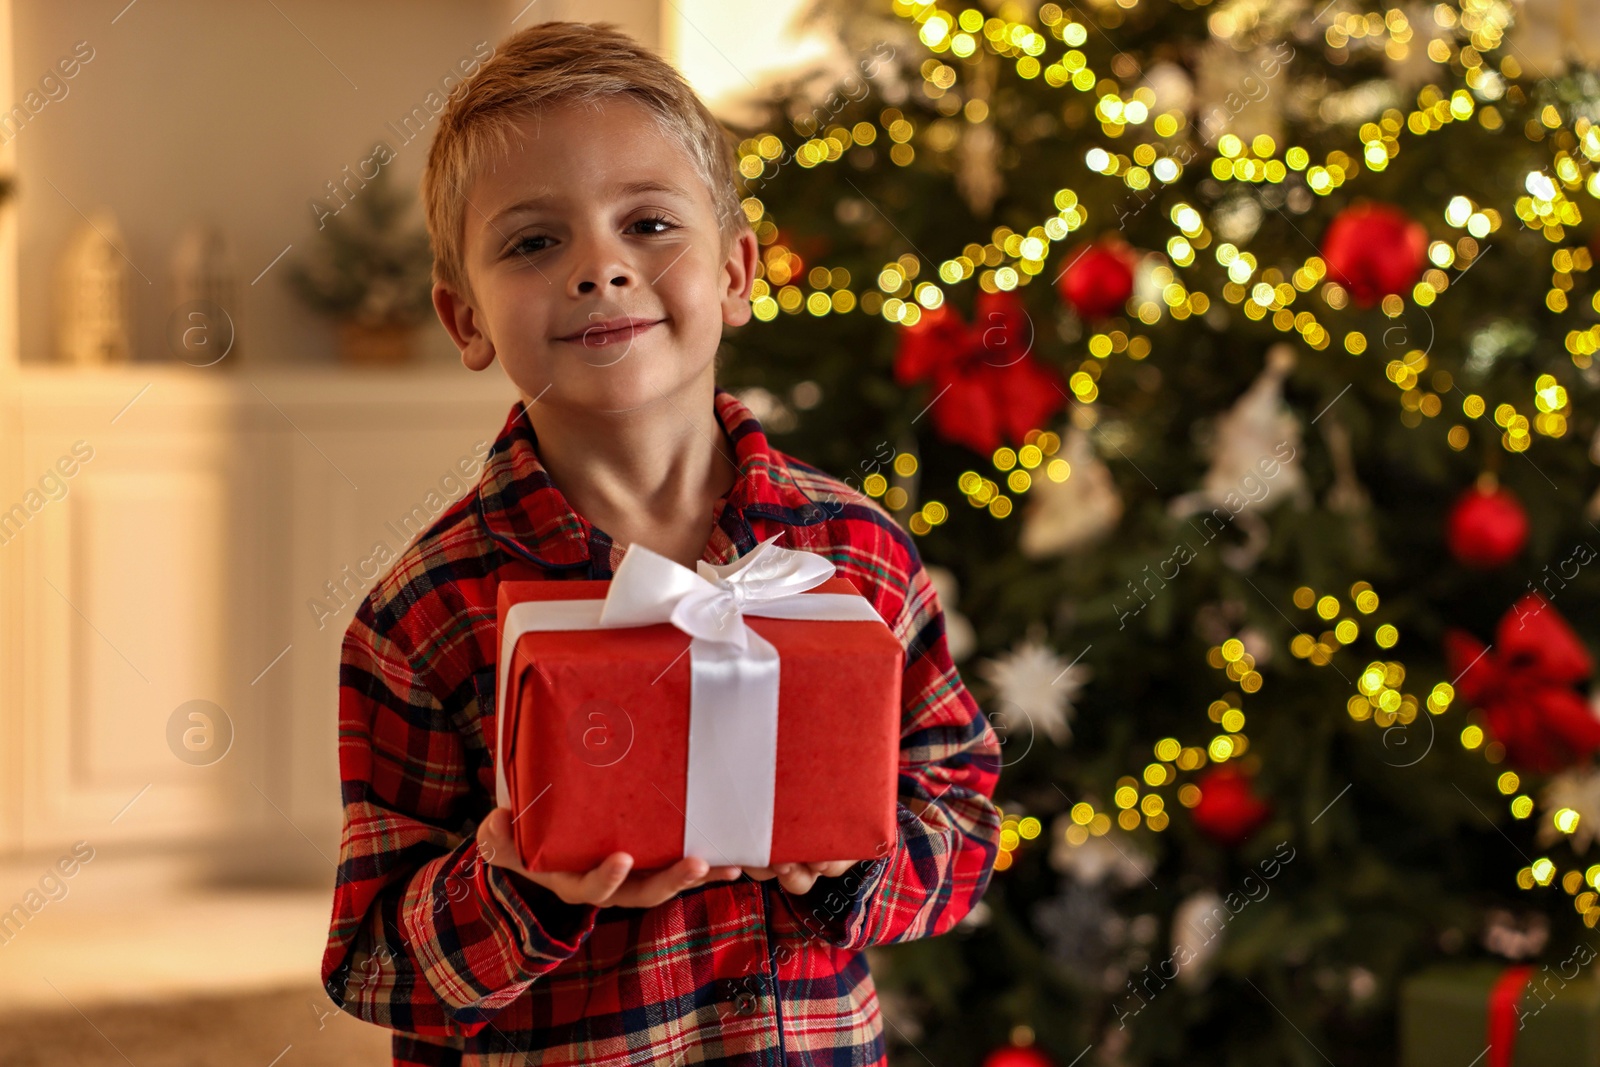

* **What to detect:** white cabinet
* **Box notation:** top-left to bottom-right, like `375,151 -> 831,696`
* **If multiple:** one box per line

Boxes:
0,365 -> 518,881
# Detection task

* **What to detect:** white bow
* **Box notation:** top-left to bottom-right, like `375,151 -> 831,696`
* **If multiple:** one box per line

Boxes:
598,533 -> 837,650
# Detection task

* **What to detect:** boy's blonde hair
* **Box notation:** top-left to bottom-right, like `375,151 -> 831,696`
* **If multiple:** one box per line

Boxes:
422,21 -> 745,300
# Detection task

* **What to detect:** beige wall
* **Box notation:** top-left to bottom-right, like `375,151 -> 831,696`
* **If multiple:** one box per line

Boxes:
7,0 -> 661,371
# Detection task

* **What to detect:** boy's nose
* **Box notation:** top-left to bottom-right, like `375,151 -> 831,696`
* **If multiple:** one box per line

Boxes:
569,236 -> 636,296
576,274 -> 629,294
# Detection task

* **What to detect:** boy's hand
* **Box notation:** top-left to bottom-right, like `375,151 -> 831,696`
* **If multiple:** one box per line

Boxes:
741,860 -> 860,895
476,808 -> 742,908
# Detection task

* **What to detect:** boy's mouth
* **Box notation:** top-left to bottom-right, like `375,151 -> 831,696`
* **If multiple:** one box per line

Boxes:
556,316 -> 665,348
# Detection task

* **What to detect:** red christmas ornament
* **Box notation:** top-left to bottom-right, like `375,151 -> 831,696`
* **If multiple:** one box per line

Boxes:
981,1045 -> 1057,1067
893,290 -> 1067,455
1445,594 -> 1600,773
1055,239 -> 1138,319
1446,482 -> 1528,569
1319,202 -> 1428,306
1191,766 -> 1271,847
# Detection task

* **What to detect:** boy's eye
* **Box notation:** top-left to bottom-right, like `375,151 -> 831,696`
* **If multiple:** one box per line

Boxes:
508,234 -> 551,256
629,215 -> 677,236
504,216 -> 677,257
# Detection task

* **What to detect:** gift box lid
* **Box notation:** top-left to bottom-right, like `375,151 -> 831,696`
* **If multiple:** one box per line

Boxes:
495,573 -> 888,618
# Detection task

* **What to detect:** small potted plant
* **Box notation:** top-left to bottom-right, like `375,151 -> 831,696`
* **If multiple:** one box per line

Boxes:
287,163 -> 434,366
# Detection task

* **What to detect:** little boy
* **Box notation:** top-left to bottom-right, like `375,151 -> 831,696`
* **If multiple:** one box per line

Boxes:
320,20 -> 1002,1067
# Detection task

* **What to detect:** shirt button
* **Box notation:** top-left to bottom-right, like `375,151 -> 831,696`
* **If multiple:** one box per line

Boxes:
734,991 -> 758,1015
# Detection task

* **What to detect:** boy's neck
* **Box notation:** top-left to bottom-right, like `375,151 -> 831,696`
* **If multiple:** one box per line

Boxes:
521,376 -> 741,546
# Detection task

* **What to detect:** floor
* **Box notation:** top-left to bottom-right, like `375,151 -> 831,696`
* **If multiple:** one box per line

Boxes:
0,850 -> 391,1064
0,984 -> 392,1067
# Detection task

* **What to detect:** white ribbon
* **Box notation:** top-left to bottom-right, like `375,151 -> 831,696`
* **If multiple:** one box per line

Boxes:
495,534 -> 886,867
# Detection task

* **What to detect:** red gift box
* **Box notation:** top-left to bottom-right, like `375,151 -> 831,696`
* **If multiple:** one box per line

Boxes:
494,540 -> 903,874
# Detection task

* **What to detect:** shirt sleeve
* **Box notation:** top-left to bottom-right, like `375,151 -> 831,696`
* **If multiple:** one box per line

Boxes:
320,595 -> 602,1038
784,537 -> 1003,948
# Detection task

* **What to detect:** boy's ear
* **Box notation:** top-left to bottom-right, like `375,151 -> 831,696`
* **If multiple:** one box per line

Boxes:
720,226 -> 761,329
433,281 -> 496,372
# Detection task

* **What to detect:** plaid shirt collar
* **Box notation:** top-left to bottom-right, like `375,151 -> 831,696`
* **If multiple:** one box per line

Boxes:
476,385 -> 829,572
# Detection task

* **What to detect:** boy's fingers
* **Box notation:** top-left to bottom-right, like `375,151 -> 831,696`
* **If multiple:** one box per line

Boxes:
581,852 -> 634,903
744,861 -> 859,884
775,864 -> 819,895
476,810 -> 518,868
477,833 -> 748,907
674,856 -> 710,884
782,872 -> 819,894
627,856 -> 708,906
809,860 -> 857,877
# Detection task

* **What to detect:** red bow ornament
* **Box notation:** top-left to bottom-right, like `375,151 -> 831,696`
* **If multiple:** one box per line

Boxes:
1443,593 -> 1600,773
892,291 -> 1067,456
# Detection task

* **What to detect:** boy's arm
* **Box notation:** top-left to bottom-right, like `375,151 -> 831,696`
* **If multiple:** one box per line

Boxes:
320,597 -> 601,1038
786,539 -> 1003,948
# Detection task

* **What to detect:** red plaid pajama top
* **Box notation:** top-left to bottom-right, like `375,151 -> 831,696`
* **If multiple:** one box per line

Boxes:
320,385 -> 1004,1066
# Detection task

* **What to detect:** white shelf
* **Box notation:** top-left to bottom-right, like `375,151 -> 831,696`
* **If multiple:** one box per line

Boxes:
0,362 -> 521,874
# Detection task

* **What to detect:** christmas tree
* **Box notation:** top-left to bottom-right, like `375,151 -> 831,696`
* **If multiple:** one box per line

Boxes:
716,0 -> 1600,1062
287,162 -> 435,329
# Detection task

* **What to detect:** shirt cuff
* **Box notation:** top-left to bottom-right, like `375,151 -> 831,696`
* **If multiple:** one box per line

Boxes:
483,863 -> 601,960
788,856 -> 891,945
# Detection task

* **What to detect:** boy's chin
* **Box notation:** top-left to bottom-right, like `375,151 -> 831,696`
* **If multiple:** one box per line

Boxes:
517,363 -> 714,415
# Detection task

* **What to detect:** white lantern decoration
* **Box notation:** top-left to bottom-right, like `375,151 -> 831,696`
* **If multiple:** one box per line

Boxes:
169,223 -> 240,365
56,208 -> 132,365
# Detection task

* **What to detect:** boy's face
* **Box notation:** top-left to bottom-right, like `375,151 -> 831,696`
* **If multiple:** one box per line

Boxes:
434,97 -> 758,416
